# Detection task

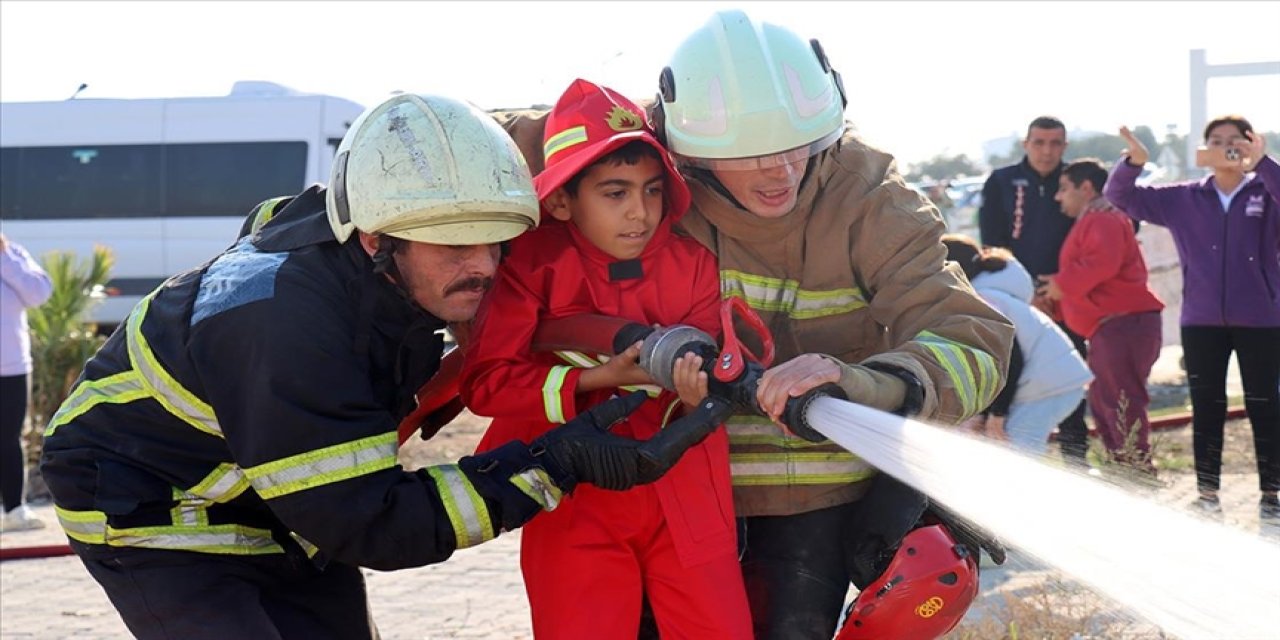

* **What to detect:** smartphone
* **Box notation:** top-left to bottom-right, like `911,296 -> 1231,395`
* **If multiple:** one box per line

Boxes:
1195,146 -> 1244,169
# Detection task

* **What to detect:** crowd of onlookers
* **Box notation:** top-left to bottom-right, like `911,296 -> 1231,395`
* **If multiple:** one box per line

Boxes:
963,115 -> 1279,524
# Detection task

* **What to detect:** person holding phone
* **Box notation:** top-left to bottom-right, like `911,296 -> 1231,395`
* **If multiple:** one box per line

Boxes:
1105,116 -> 1280,522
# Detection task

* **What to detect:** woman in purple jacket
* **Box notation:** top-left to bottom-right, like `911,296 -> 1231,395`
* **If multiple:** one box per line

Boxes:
1107,117 -> 1279,522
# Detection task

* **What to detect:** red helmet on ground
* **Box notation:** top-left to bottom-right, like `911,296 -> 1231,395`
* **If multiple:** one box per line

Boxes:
835,524 -> 979,640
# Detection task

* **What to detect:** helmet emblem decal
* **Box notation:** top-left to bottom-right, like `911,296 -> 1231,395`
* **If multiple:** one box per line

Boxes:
783,64 -> 833,118
915,596 -> 944,618
605,106 -> 644,132
678,77 -> 728,136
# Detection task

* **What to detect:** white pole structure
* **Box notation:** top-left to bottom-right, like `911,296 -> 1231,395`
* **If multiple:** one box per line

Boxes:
1187,49 -> 1280,177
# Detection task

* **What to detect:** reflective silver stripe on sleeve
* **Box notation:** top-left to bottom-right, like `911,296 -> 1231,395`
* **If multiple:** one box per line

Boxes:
426,465 -> 495,549
245,433 -> 399,500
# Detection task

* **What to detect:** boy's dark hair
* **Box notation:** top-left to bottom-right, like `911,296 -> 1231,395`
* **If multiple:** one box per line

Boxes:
1026,115 -> 1066,139
942,233 -> 1010,281
1203,114 -> 1253,141
1063,158 -> 1108,193
563,141 -> 663,196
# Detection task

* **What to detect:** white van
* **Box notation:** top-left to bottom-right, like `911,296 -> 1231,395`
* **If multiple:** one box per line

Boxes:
0,81 -> 364,327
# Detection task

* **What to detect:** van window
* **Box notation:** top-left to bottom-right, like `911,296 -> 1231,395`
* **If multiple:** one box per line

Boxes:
0,142 -> 307,220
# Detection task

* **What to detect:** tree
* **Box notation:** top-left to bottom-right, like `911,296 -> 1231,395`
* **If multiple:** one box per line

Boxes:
905,153 -> 983,182
24,246 -> 115,474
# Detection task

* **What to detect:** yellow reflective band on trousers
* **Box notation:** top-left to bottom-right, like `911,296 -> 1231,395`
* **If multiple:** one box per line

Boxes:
44,371 -> 149,437
55,506 -> 285,555
426,465 -> 495,549
914,330 -> 999,417
126,295 -> 222,437
721,270 -> 867,319
244,433 -> 398,500
542,365 -> 572,424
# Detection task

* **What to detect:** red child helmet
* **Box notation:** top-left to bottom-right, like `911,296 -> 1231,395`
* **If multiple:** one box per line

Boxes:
835,524 -> 979,640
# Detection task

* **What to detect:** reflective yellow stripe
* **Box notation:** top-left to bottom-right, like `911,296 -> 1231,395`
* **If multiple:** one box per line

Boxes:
543,125 -> 588,161
169,493 -> 211,527
44,371 -> 148,436
185,463 -> 251,503
249,196 -> 290,235
915,331 -> 996,416
55,506 -> 108,544
721,270 -> 866,319
127,295 -> 222,438
555,352 -> 660,398
556,350 -> 600,368
54,506 -> 283,555
290,532 -> 321,558
729,452 -> 877,486
542,366 -> 571,424
245,433 -> 398,500
509,467 -> 564,511
725,416 -> 835,448
426,465 -> 495,549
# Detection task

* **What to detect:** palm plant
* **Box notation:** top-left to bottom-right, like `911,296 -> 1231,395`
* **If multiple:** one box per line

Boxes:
24,246 -> 115,467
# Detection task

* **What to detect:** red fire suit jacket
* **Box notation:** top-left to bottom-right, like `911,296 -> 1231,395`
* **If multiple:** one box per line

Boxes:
461,215 -> 734,568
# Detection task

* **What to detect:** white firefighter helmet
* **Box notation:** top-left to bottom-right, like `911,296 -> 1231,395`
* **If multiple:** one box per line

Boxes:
658,10 -> 847,170
327,93 -> 539,245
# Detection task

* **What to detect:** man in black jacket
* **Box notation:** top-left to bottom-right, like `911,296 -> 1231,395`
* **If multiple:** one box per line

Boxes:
39,93 -> 723,640
979,116 -> 1088,465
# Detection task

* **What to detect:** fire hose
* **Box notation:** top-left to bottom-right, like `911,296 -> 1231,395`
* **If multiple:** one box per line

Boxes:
398,297 -> 847,446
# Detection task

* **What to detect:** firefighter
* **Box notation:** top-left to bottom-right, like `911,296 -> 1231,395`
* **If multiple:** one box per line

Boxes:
654,11 -> 1014,638
38,93 -> 722,640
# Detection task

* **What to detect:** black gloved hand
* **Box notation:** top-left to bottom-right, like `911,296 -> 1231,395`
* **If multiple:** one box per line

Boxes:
532,391 -> 649,492
458,392 -> 731,534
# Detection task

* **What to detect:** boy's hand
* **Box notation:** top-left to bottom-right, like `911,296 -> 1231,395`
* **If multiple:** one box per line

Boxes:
578,341 -> 654,392
671,351 -> 708,410
1035,274 -> 1063,301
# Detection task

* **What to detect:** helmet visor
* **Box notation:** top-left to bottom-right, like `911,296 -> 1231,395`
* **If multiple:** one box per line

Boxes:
672,127 -> 842,172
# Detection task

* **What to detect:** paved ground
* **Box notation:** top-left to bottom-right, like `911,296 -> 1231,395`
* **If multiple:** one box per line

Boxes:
2,346 -> 1266,639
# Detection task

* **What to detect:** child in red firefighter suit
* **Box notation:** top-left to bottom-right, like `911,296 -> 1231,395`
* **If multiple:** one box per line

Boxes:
460,79 -> 752,639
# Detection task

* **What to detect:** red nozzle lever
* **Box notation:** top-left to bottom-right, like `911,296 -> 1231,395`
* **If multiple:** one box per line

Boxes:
714,297 -> 775,383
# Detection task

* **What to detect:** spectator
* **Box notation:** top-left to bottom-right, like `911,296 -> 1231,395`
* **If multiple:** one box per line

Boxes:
1040,159 -> 1164,472
1106,118 -> 1279,520
0,233 -> 53,532
980,116 -> 1091,466
943,235 -> 1092,455
461,79 -> 751,639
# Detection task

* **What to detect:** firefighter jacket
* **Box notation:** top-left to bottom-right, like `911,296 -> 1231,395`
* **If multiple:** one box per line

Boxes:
460,215 -> 736,568
39,187 -> 513,570
677,132 -> 1015,517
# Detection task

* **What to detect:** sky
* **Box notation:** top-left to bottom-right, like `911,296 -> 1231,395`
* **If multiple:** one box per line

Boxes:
2,0 -> 1278,166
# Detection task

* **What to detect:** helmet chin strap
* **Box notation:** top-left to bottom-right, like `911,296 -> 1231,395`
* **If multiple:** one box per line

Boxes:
371,235 -> 432,317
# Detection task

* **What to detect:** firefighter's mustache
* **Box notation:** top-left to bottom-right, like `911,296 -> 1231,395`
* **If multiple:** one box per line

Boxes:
445,277 -> 493,296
